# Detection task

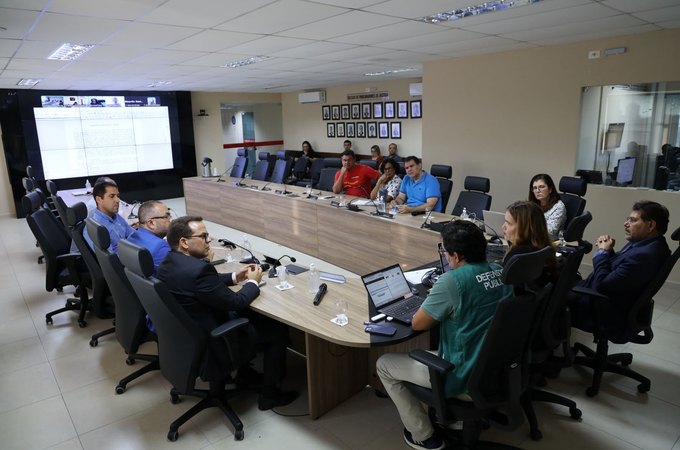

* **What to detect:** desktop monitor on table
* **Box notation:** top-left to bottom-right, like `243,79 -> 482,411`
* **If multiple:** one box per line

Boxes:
616,157 -> 636,185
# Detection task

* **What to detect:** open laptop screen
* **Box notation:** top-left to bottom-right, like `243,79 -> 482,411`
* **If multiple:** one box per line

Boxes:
362,264 -> 412,308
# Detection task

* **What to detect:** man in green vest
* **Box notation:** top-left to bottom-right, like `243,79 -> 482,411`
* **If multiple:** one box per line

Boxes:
377,220 -> 512,450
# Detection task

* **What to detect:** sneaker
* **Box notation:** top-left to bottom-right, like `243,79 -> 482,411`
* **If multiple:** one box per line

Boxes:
258,390 -> 298,411
403,428 -> 444,450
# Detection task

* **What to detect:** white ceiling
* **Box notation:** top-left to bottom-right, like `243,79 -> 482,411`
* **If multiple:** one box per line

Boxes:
0,0 -> 679,92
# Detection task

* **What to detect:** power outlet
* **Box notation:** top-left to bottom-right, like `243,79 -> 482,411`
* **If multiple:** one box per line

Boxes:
588,50 -> 601,60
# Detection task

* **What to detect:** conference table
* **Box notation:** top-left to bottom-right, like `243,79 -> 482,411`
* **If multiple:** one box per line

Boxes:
184,176 -> 456,419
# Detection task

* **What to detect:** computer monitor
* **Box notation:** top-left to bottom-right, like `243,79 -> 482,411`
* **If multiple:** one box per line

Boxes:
616,157 -> 636,185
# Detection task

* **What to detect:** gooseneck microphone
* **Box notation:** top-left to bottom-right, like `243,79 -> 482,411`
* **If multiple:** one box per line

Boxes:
216,164 -> 235,182
268,254 -> 297,277
313,283 -> 328,306
420,209 -> 433,229
217,238 -> 270,270
261,182 -> 272,191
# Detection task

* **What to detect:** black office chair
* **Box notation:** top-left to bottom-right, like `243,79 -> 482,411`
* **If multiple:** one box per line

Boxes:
22,191 -> 90,327
317,167 -> 337,192
451,176 -> 491,219
558,176 -> 587,230
118,240 -> 251,442
429,164 -> 453,213
524,243 -> 589,440
562,211 -> 593,253
229,148 -> 247,178
323,157 -> 342,169
403,247 -> 553,449
252,152 -> 270,181
66,202 -> 114,331
297,157 -> 325,188
359,159 -> 378,169
86,219 -> 159,392
571,225 -> 680,397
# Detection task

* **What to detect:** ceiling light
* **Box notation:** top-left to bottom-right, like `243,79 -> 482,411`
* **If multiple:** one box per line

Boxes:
420,0 -> 542,23
221,56 -> 273,68
16,78 -> 41,86
365,68 -> 417,76
47,43 -> 95,61
147,80 -> 173,88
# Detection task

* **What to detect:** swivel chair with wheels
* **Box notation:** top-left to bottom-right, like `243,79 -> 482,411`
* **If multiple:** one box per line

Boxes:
558,176 -> 587,231
403,247 -> 553,449
86,219 -> 159,393
572,225 -> 680,397
451,176 -> 491,219
119,240 -> 251,442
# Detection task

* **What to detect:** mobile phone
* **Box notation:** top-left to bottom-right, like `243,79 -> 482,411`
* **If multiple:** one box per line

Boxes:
365,324 -> 397,336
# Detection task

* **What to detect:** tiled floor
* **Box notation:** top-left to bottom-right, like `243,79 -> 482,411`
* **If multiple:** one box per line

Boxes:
2,198 -> 680,450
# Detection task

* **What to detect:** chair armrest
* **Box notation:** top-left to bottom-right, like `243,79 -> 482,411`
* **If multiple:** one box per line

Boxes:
571,285 -> 609,300
408,349 -> 455,375
211,318 -> 251,369
210,317 -> 249,339
56,252 -> 82,262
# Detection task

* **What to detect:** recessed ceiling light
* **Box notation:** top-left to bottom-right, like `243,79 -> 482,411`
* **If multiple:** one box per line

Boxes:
420,0 -> 542,23
221,56 -> 273,68
365,68 -> 417,76
147,80 -> 173,88
16,78 -> 41,86
47,43 -> 95,61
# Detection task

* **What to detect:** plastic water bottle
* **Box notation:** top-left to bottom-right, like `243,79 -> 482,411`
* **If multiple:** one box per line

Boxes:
85,179 -> 91,192
241,235 -> 251,260
460,207 -> 469,220
308,263 -> 320,293
378,195 -> 385,213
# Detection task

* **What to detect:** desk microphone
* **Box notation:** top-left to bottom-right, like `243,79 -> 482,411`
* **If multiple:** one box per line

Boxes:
420,209 -> 433,229
346,197 -> 362,212
268,254 -> 297,277
216,164 -> 235,182
235,176 -> 247,187
217,238 -> 270,270
479,219 -> 503,244
261,182 -> 273,191
313,283 -> 328,306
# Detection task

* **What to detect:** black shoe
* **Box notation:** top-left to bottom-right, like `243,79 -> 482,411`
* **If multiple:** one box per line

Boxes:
258,390 -> 298,410
235,365 -> 263,388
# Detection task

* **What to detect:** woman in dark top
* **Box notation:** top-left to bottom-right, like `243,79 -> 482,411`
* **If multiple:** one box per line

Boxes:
502,200 -> 558,284
301,140 -> 316,160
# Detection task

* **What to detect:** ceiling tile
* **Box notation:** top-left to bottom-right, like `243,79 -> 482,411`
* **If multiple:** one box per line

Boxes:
139,0 -> 277,28
0,39 -> 21,58
277,10 -> 401,40
167,30 -> 261,52
632,5 -> 680,23
272,41 -> 357,58
0,8 -> 43,39
27,12 -> 128,43
375,28 -> 485,51
601,0 -> 680,13
102,22 -> 199,47
329,20 -> 446,46
46,0 -> 164,20
224,36 -> 313,56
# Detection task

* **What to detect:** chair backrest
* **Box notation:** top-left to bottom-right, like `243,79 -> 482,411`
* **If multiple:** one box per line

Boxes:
252,159 -> 270,181
309,158 -> 326,184
323,157 -> 342,168
291,156 -> 309,180
87,220 -> 150,353
430,165 -> 453,213
559,176 -> 587,228
119,240 -> 204,393
451,176 -> 492,218
230,154 -> 247,178
270,158 -> 293,184
317,168 -> 337,192
359,159 -> 377,169
23,192 -> 74,292
563,211 -> 593,247
67,202 -> 109,310
626,226 -> 680,344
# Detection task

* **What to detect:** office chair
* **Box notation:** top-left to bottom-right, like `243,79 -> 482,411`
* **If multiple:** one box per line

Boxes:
66,202 -> 114,332
323,157 -> 342,169
86,219 -> 159,392
524,243 -> 589,440
229,148 -> 248,178
252,152 -> 270,181
359,159 -> 378,169
558,176 -> 587,230
403,247 -> 553,449
451,176 -> 491,219
562,211 -> 593,253
287,155 -> 308,183
270,151 -> 294,184
571,225 -> 680,397
430,164 -> 453,213
47,181 -> 70,228
22,191 -> 90,327
297,157 -> 325,188
317,168 -> 337,192
118,240 -> 251,442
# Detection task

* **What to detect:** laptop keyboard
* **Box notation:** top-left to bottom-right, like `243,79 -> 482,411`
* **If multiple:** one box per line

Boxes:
381,295 -> 425,319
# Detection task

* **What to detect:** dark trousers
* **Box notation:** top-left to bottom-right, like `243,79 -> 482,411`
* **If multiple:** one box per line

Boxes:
241,310 -> 289,395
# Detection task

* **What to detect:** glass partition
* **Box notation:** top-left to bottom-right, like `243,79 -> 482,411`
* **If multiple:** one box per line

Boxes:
577,81 -> 680,191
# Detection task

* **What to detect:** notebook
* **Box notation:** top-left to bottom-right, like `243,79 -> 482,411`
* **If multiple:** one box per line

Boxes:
361,264 -> 425,325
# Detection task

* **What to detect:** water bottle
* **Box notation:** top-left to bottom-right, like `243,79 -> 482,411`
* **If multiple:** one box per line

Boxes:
378,194 -> 385,213
241,235 -> 251,260
460,207 -> 469,220
308,263 -> 320,293
85,179 -> 91,192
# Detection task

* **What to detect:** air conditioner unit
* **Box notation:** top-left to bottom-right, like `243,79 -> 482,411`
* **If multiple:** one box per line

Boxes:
298,91 -> 326,104
409,83 -> 423,97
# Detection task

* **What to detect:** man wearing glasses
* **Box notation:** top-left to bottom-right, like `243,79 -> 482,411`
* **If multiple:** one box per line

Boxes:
126,200 -> 172,272
158,216 -> 298,410
571,201 -> 670,335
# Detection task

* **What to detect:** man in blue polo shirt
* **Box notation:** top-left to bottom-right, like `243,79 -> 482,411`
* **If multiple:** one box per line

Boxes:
84,180 -> 135,253
126,200 -> 171,272
394,156 -> 441,213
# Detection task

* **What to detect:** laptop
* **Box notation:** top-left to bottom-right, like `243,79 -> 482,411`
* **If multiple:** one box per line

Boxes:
482,210 -> 506,239
361,264 -> 425,325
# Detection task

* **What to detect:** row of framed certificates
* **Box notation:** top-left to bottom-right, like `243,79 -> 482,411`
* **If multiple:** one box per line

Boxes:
322,100 -> 421,121
326,121 -> 402,139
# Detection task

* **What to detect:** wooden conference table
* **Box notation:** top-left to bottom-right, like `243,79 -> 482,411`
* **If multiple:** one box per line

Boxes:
184,177 -> 446,419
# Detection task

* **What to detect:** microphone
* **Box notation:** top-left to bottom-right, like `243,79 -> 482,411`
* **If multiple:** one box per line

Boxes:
346,197 -> 362,212
313,283 -> 328,306
479,218 -> 504,244
268,254 -> 297,277
217,238 -> 270,270
261,182 -> 272,191
235,176 -> 247,187
216,164 -> 234,182
363,186 -> 394,219
420,209 -> 433,229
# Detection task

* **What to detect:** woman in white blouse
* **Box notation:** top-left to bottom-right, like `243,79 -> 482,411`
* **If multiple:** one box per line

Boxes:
528,173 -> 566,238
370,158 -> 402,203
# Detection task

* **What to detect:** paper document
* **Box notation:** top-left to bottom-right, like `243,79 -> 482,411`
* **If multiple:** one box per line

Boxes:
352,199 -> 374,206
404,268 -> 436,285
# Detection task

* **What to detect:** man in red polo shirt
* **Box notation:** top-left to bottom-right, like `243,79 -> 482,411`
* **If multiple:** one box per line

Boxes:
333,149 -> 379,198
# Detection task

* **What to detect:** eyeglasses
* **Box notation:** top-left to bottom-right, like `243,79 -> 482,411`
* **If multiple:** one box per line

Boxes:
383,166 -> 395,172
149,212 -> 172,221
624,216 -> 642,224
185,232 -> 211,242
532,185 -> 548,191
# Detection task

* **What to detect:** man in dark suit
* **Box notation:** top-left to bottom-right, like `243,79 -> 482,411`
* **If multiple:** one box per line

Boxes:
158,216 -> 297,410
571,201 -> 670,337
